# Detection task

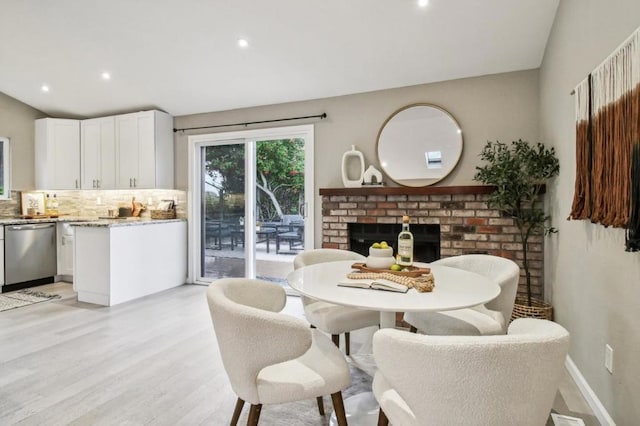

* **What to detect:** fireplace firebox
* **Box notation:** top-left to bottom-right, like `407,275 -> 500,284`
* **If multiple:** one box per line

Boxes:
348,223 -> 440,263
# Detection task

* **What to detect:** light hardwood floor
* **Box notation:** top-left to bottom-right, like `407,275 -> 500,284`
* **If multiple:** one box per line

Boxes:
0,283 -> 598,425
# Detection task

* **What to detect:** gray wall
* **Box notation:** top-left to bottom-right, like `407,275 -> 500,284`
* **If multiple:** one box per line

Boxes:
174,69 -> 540,244
539,1 -> 640,423
0,91 -> 46,190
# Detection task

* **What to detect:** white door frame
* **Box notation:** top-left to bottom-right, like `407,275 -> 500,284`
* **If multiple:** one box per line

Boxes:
187,124 -> 315,284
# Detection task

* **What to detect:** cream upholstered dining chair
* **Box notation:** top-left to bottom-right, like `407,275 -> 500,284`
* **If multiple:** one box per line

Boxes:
373,318 -> 570,426
293,248 -> 380,355
207,278 -> 350,426
404,254 -> 520,336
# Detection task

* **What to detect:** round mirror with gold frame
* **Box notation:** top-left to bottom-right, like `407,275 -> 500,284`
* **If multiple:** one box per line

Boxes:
376,104 -> 463,187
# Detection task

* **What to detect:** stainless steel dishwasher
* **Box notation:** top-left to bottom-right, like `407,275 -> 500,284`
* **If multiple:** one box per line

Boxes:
4,223 -> 57,285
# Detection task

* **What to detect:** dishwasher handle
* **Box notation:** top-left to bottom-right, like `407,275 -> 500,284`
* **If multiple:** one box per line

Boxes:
8,223 -> 56,231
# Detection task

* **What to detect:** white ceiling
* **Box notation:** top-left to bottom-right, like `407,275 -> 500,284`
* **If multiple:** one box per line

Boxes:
0,0 -> 559,118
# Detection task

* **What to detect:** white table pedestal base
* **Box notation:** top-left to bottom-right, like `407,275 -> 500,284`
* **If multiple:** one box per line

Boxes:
330,391 -> 379,426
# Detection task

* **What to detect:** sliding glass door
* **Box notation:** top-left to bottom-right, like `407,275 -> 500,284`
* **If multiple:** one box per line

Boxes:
200,140 -> 246,279
190,125 -> 314,285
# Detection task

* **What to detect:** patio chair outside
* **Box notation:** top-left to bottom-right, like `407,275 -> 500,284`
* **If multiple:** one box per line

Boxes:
276,220 -> 304,254
205,221 -> 232,250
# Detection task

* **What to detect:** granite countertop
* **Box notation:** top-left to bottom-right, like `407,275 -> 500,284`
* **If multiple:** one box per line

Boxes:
69,218 -> 185,228
0,216 -> 185,227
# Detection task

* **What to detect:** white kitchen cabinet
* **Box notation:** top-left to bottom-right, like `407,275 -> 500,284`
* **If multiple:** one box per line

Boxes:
73,221 -> 187,306
56,222 -> 74,279
115,110 -> 173,189
81,117 -> 116,189
0,226 -> 4,287
35,118 -> 81,189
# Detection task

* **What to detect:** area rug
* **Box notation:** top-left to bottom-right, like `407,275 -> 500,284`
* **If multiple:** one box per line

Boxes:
232,365 -> 373,426
0,289 -> 61,312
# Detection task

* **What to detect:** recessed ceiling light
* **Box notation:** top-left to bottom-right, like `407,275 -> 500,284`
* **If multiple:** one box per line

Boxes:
101,72 -> 111,80
237,38 -> 249,48
417,0 -> 429,7
41,84 -> 50,92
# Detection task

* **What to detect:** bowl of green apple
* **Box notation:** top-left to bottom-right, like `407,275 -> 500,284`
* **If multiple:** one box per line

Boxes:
367,241 -> 396,269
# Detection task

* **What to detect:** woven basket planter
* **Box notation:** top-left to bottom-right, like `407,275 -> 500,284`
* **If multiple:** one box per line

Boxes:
511,297 -> 553,321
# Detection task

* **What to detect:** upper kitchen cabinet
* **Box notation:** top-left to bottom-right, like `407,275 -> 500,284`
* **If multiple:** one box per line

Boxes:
81,117 -> 116,189
115,110 -> 174,189
35,118 -> 81,189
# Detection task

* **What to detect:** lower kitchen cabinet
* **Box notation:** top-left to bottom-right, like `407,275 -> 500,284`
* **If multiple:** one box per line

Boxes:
72,220 -> 186,306
56,222 -> 74,279
0,226 -> 4,287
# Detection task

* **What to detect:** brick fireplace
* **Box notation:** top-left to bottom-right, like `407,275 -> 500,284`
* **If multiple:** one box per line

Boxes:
320,186 -> 544,299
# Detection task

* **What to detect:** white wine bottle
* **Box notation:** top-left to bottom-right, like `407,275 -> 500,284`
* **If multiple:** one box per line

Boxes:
397,215 -> 414,267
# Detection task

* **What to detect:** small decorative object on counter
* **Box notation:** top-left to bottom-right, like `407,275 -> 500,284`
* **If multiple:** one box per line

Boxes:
397,215 -> 414,267
150,209 -> 176,219
50,194 -> 59,216
131,197 -> 145,217
363,165 -> 384,185
341,145 -> 365,187
118,206 -> 132,217
150,199 -> 176,219
20,191 -> 46,217
44,194 -> 52,215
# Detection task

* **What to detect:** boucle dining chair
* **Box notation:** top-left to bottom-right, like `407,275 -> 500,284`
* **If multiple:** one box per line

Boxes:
404,254 -> 520,336
207,278 -> 350,426
294,248 -> 380,355
373,318 -> 570,426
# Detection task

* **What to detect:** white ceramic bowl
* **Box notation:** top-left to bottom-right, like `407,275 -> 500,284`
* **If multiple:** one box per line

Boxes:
369,246 -> 393,257
366,255 -> 396,269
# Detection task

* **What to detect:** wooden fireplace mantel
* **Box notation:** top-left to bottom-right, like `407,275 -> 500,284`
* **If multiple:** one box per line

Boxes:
319,185 -> 496,196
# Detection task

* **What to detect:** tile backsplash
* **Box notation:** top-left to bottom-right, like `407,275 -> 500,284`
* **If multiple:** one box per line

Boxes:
0,189 -> 187,218
0,191 -> 22,216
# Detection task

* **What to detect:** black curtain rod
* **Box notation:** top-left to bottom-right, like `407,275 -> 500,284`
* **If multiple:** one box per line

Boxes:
173,112 -> 327,133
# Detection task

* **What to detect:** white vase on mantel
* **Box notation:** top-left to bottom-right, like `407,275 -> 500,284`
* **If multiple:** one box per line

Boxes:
341,145 -> 365,188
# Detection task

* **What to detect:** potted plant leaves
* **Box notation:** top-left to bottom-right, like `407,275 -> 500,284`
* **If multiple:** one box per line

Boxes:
474,139 -> 560,320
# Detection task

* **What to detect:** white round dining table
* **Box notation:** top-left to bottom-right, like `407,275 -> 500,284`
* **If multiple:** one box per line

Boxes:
286,260 -> 501,329
287,259 -> 502,426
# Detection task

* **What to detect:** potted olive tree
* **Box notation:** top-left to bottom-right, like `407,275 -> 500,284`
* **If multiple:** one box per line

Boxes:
474,139 -> 560,319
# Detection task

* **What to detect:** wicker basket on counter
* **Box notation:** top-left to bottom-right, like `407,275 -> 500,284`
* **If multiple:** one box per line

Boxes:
150,209 -> 176,220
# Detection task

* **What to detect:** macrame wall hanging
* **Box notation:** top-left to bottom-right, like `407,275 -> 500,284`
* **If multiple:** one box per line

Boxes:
569,28 -> 640,252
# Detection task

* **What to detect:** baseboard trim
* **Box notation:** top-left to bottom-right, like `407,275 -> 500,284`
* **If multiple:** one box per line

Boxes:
565,356 -> 616,426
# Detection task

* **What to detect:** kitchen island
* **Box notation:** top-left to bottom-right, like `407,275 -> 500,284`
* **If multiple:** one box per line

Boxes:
71,218 -> 187,306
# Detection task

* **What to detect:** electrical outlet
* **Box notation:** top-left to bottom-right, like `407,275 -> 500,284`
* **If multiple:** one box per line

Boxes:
605,344 -> 613,374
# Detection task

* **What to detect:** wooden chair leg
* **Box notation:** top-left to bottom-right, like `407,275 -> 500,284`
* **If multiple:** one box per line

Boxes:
409,325 -> 418,333
316,396 -> 325,415
377,408 -> 389,426
345,332 -> 350,356
331,334 -> 340,348
330,391 -> 347,426
231,398 -> 245,426
247,404 -> 262,426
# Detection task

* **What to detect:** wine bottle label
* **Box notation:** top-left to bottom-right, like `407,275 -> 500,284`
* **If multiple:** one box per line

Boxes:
398,240 -> 413,263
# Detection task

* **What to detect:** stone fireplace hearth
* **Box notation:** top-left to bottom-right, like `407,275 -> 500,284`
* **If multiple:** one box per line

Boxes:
320,186 -> 544,299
